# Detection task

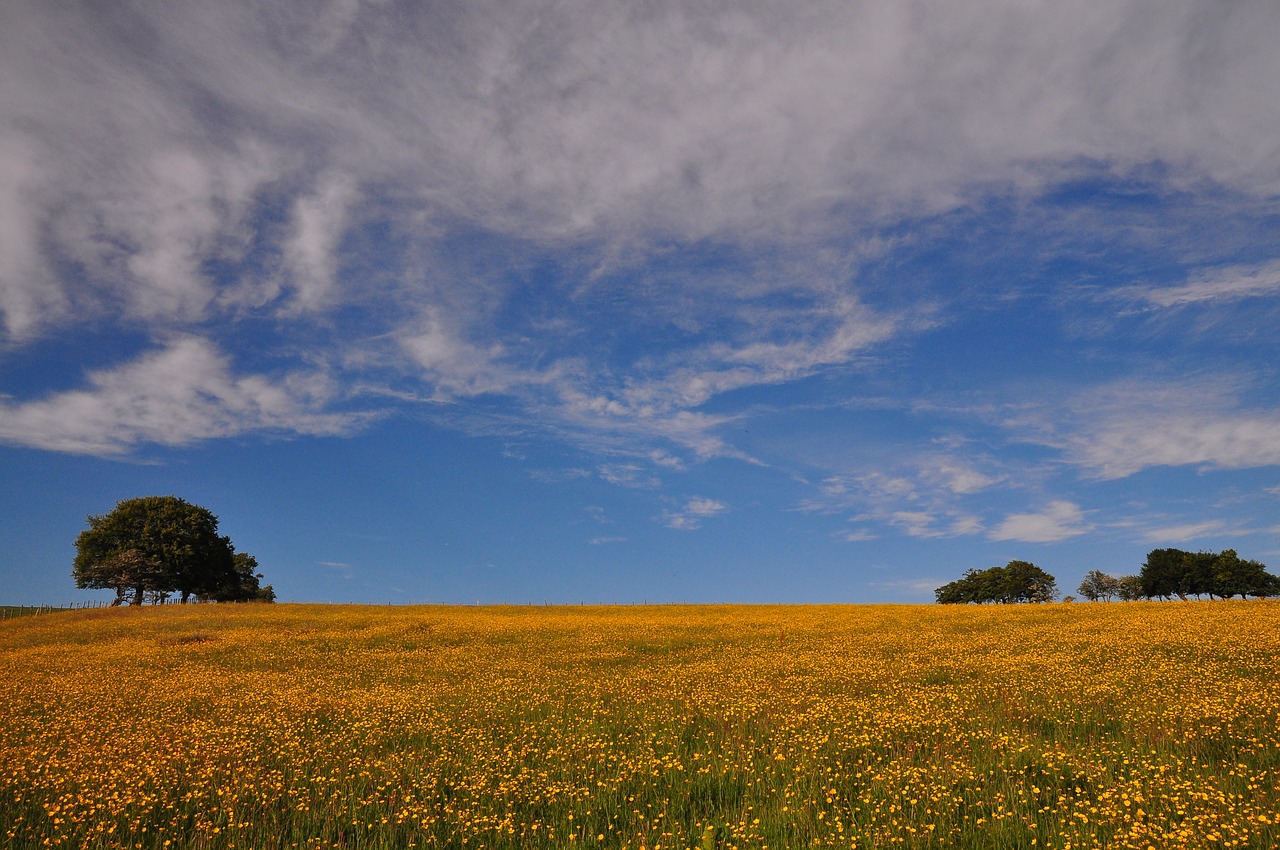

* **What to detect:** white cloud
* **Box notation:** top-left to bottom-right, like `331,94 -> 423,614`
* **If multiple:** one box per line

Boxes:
283,174 -> 359,312
685,497 -> 729,517
597,464 -> 661,489
1120,260 -> 1280,309
1076,414 -> 1280,479
664,496 -> 728,530
948,515 -> 984,536
890,511 -> 943,539
1141,521 -> 1223,544
5,0 -> 1278,337
920,457 -> 1001,495
0,337 -> 361,455
990,500 -> 1090,543
1,0 -> 1278,479
1006,378 -> 1280,480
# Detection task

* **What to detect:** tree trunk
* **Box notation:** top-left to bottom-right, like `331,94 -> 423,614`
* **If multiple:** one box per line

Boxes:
181,590 -> 190,604
132,586 -> 144,606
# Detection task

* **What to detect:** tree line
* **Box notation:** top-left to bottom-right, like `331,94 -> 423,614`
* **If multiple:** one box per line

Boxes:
73,496 -> 274,605
937,548 -> 1277,604
1078,548 -> 1278,602
934,560 -> 1059,604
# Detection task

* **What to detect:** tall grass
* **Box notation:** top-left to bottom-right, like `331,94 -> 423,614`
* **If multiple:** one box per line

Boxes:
2,602 -> 1278,848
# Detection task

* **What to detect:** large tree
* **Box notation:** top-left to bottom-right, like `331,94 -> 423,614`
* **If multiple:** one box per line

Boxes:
1211,550 -> 1279,600
73,496 -> 239,604
936,560 -> 1058,604
1139,548 -> 1188,600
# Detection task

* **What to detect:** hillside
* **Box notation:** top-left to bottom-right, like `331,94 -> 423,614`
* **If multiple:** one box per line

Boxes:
2,602 -> 1278,849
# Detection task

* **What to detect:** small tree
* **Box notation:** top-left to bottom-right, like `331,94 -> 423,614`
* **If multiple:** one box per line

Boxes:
1115,575 -> 1144,601
936,561 -> 1058,604
74,496 -> 240,604
1078,569 -> 1121,602
199,551 -> 275,602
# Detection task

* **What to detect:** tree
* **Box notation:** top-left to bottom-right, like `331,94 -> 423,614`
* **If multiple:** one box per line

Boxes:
1136,547 -> 1278,601
1077,569 -> 1121,602
1211,550 -> 1278,600
1139,549 -> 1189,600
1115,575 -> 1144,601
1003,560 -> 1059,603
935,561 -> 1058,604
1179,550 -> 1219,599
73,496 -> 243,605
199,551 -> 276,602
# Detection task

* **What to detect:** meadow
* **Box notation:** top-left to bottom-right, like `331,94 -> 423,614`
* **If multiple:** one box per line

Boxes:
1,602 -> 1278,850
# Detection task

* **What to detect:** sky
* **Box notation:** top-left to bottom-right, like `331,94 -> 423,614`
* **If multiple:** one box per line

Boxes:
2,0 -> 1279,605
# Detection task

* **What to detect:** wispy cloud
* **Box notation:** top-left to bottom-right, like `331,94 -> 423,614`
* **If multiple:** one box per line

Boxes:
1002,378 -> 1280,480
0,337 -> 361,455
1117,260 -> 1280,309
1140,521 -> 1224,544
1077,414 -> 1280,479
597,464 -> 661,490
990,500 -> 1090,543
664,497 -> 728,530
0,0 -> 1278,570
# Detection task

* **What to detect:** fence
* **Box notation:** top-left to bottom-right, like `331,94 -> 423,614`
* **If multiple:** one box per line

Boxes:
1,600 -> 111,621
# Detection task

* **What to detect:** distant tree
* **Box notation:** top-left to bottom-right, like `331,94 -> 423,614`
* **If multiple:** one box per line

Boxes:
1136,547 -> 1278,601
199,551 -> 275,603
935,569 -> 983,604
1179,550 -> 1219,599
1115,575 -> 1144,601
936,561 -> 1058,604
1139,549 -> 1190,600
1004,560 -> 1059,603
1078,569 -> 1121,602
73,496 -> 239,605
1211,550 -> 1278,600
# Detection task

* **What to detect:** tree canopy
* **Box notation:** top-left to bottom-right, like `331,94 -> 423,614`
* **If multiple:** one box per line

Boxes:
1138,548 -> 1277,600
1077,569 -> 1122,602
73,496 -> 273,605
1073,549 -> 1277,603
935,560 -> 1058,604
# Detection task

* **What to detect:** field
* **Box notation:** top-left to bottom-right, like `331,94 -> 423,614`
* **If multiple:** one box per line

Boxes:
2,602 -> 1278,849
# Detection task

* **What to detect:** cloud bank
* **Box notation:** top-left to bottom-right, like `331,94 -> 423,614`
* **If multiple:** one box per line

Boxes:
1,0 -> 1279,542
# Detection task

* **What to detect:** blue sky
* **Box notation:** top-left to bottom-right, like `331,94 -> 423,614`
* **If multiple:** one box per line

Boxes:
2,0 -> 1279,604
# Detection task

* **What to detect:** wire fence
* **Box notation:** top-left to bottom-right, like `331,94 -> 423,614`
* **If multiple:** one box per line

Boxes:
1,600 -> 112,621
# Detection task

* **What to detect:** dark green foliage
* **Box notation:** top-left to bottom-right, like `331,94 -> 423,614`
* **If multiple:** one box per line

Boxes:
73,496 -> 271,605
1138,547 -> 1277,601
199,552 -> 276,602
1139,549 -> 1186,600
935,560 -> 1058,604
1179,551 -> 1218,599
1211,550 -> 1279,600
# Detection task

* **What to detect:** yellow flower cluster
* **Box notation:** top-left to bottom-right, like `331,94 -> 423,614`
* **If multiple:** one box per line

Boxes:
2,601 -> 1278,849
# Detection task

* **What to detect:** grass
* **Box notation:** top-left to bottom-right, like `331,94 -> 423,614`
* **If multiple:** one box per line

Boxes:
2,601 -> 1278,849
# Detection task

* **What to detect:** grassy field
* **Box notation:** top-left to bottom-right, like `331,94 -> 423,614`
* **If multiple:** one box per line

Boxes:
1,602 -> 1278,849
